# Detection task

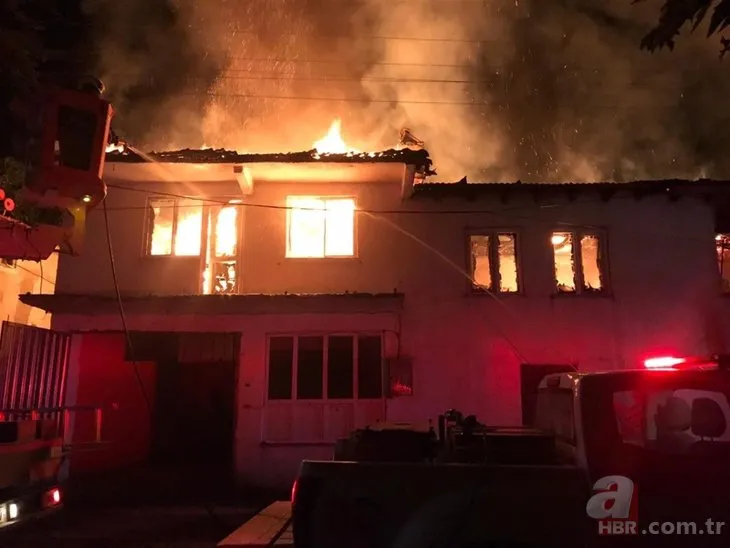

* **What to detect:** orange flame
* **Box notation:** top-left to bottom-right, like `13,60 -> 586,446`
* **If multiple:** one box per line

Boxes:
313,119 -> 359,155
105,143 -> 124,153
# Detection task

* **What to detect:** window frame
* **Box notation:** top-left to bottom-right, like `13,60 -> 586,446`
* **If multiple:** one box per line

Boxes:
284,195 -> 358,259
465,228 -> 523,295
264,333 -> 384,402
202,202 -> 245,295
143,196 -> 205,258
550,228 -> 610,296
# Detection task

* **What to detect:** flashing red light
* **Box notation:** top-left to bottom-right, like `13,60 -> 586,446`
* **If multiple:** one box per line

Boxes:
644,356 -> 687,369
43,488 -> 61,508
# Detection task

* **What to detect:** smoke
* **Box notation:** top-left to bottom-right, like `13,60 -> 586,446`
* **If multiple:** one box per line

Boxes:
88,0 -> 730,182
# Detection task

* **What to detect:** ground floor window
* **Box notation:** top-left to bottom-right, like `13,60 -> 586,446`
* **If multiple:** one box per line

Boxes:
267,334 -> 383,401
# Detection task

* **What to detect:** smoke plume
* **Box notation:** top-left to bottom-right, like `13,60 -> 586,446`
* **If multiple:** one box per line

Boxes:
87,0 -> 730,182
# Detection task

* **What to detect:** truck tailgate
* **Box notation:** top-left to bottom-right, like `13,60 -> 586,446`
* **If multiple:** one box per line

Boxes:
293,460 -> 590,548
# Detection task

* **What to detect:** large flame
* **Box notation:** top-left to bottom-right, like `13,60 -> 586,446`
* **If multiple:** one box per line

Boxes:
312,119 -> 359,155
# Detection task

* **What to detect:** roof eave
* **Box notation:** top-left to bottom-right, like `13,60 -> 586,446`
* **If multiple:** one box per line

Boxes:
20,293 -> 405,316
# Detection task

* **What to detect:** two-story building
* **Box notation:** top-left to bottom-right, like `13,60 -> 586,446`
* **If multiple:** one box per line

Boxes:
19,145 -> 730,489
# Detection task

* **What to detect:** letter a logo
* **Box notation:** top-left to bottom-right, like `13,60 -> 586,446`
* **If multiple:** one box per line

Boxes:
586,476 -> 635,520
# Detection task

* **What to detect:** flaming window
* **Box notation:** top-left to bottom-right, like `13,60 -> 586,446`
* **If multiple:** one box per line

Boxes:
202,204 -> 241,295
551,231 -> 607,294
146,198 -> 203,256
286,196 -> 355,258
469,232 -> 520,293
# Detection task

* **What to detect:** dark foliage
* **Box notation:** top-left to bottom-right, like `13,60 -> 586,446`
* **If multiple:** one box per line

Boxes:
639,0 -> 730,54
0,0 -> 94,157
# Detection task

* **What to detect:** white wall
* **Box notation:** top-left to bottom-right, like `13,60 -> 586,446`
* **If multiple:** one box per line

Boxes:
50,175 -> 725,489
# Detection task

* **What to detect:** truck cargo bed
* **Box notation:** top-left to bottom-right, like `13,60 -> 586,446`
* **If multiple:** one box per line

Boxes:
293,460 -> 591,548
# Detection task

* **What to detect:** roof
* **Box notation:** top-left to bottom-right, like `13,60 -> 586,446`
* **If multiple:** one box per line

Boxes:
410,178 -> 730,203
106,147 -> 435,175
19,292 -> 405,316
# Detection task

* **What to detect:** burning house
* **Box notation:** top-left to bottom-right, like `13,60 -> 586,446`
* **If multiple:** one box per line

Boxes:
17,120 -> 730,489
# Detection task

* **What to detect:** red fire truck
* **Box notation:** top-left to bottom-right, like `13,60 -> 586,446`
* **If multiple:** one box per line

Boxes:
0,76 -> 114,528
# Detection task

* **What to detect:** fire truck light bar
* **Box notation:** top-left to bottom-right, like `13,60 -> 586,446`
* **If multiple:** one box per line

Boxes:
643,355 -> 730,370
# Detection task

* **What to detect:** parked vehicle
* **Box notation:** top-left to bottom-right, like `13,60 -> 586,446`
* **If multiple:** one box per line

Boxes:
291,356 -> 730,547
0,406 -> 103,529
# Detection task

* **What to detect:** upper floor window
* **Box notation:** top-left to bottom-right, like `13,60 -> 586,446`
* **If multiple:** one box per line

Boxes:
716,234 -> 730,293
267,334 -> 383,401
286,196 -> 355,258
468,232 -> 519,293
551,231 -> 606,294
146,198 -> 203,256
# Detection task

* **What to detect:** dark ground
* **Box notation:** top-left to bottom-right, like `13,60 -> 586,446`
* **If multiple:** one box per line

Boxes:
0,464 -> 282,548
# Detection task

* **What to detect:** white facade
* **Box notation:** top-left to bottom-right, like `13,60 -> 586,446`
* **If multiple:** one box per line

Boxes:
27,159 -> 730,489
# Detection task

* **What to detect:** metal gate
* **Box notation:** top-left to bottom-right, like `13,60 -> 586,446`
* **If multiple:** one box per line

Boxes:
0,321 -> 70,417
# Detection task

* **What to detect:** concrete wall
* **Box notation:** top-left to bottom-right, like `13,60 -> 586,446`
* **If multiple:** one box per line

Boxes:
50,173 -> 727,489
0,254 -> 57,328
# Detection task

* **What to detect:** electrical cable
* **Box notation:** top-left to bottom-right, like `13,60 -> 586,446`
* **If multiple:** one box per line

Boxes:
103,181 -> 563,362
194,75 -> 496,84
10,262 -> 55,287
103,181 -> 691,237
101,198 -> 233,533
177,91 -> 488,105
101,199 -> 153,415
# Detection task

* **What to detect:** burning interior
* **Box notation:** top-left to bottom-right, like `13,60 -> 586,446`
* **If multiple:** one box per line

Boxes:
112,120 -> 434,295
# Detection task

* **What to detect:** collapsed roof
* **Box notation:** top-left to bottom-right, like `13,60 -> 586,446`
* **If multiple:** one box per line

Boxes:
106,147 -> 436,176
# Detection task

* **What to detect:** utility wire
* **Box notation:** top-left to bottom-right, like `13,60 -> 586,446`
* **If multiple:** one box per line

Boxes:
177,91 -> 487,105
101,197 -> 238,532
201,75 -> 486,84
223,58 -> 478,68
101,198 -> 152,419
103,181 -> 674,233
13,262 -> 56,287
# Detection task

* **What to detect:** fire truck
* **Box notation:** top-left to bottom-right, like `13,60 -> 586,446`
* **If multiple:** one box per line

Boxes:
0,77 -> 114,529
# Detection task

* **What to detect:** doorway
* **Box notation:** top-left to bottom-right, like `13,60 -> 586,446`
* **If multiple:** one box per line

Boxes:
520,363 -> 576,426
153,359 -> 236,464
128,331 -> 239,466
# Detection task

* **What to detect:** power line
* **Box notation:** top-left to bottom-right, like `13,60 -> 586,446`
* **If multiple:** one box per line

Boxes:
102,182 -> 638,232
80,25 -> 498,45
224,58 -> 474,68
205,75 -> 482,84
14,263 -> 56,287
177,91 -> 487,104
102,181 -> 718,243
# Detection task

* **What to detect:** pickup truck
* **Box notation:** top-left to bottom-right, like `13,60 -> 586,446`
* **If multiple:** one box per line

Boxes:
291,356 -> 730,547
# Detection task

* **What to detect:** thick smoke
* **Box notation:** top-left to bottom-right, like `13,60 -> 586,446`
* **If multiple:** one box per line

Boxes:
88,0 -> 730,182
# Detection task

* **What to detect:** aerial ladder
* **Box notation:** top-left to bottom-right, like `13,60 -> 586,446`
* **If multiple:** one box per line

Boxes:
0,76 -> 115,528
0,76 -> 114,260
